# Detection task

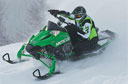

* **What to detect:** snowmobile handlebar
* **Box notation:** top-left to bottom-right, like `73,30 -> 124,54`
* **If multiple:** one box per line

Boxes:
48,10 -> 69,25
56,16 -> 69,24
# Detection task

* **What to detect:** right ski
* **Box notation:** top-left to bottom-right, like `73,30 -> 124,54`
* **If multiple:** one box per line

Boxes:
33,69 -> 61,80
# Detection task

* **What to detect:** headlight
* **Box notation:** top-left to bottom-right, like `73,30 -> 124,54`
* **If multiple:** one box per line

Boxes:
50,30 -> 60,36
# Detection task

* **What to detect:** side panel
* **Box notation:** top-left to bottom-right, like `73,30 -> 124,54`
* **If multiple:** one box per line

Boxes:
50,32 -> 71,48
29,30 -> 71,48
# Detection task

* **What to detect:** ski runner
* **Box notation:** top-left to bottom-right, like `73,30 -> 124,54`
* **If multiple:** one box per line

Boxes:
49,6 -> 99,54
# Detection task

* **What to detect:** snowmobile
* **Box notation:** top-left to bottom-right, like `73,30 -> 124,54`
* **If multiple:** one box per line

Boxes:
2,11 -> 116,80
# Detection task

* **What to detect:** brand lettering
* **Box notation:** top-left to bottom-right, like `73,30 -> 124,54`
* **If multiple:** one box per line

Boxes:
56,37 -> 70,46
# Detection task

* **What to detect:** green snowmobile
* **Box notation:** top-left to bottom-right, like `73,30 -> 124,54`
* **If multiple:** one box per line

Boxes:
2,11 -> 116,80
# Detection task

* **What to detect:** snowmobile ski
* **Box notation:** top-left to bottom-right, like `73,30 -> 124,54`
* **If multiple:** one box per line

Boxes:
33,69 -> 60,80
2,53 -> 18,64
2,53 -> 29,64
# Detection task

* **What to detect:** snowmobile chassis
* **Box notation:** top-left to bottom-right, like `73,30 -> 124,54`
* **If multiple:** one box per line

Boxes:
2,30 -> 116,79
2,14 -> 116,80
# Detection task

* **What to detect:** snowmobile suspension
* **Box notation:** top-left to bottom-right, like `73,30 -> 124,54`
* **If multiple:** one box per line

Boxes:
32,52 -> 56,79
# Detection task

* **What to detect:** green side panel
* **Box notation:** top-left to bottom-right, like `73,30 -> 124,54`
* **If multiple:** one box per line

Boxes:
29,29 -> 71,48
50,32 -> 71,47
29,30 -> 53,46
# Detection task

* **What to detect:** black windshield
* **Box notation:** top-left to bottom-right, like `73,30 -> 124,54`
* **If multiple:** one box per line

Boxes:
48,21 -> 66,32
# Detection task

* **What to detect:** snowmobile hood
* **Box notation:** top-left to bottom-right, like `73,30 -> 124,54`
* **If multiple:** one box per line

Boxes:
29,30 -> 54,47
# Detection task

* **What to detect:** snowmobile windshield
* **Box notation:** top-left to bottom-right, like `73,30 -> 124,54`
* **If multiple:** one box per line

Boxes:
48,21 -> 66,32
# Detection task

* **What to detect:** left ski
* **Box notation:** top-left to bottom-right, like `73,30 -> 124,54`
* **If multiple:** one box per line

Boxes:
2,53 -> 28,64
